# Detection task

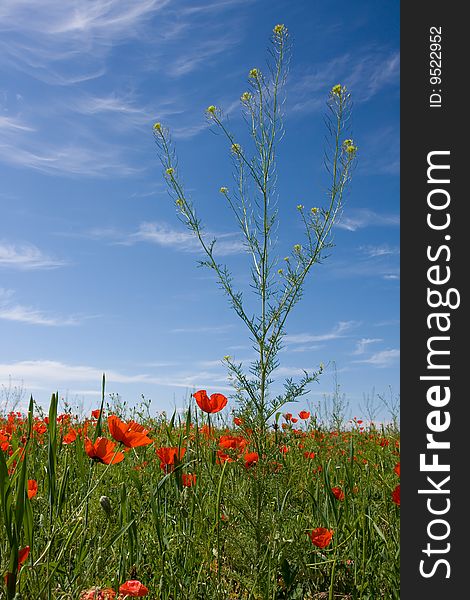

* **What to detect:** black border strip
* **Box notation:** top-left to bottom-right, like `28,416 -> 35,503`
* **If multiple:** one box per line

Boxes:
401,4 -> 466,598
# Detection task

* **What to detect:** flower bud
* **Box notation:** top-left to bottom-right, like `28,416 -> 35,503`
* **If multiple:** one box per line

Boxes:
99,495 -> 112,517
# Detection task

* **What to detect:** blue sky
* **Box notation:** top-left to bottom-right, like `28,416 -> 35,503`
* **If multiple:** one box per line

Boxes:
0,0 -> 399,421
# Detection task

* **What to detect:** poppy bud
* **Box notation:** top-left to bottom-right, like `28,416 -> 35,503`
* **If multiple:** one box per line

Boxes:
100,495 -> 112,517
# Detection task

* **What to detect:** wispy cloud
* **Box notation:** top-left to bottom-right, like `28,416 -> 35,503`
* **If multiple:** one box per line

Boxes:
85,221 -> 245,256
353,349 -> 399,367
0,288 -> 79,326
359,244 -> 399,258
352,338 -> 382,355
168,34 -> 240,78
285,321 -> 358,344
0,115 -> 35,132
291,48 -> 399,113
0,111 -> 143,176
0,242 -> 66,270
0,359 -> 232,394
282,344 -> 323,354
171,324 -> 233,335
336,209 -> 400,231
0,0 -> 171,84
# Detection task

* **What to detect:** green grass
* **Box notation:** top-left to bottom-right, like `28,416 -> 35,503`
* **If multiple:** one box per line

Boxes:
0,396 -> 400,600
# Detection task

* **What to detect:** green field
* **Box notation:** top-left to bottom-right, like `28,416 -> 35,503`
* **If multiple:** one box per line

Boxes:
0,393 -> 400,599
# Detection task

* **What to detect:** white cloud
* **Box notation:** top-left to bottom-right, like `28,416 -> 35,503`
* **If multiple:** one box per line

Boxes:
285,321 -> 358,344
171,324 -> 233,334
0,360 -> 233,395
0,1 -> 171,84
87,221 -> 245,256
0,115 -> 35,132
336,209 -> 400,231
0,242 -> 66,270
0,288 -> 79,326
353,349 -> 400,367
359,244 -> 399,258
291,49 -> 399,113
352,338 -> 382,355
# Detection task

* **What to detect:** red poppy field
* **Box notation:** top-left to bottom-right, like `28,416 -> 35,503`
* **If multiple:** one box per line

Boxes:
0,390 -> 400,599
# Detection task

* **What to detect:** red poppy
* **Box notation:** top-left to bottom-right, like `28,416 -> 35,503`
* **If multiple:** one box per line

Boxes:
304,451 -> 316,459
155,447 -> 186,472
391,484 -> 400,506
283,413 -> 292,421
308,528 -> 334,549
119,580 -> 149,596
182,473 -> 197,487
331,486 -> 345,501
233,417 -> 243,426
84,437 -> 125,465
299,410 -> 310,420
244,451 -> 259,469
216,450 -> 234,464
193,390 -> 228,414
18,546 -> 30,569
91,409 -> 101,419
280,445 -> 289,454
394,462 -> 400,477
219,435 -> 247,452
108,416 -> 153,448
27,479 -> 38,499
127,420 -> 150,436
33,422 -> 47,435
199,424 -> 212,438
3,546 -> 30,587
63,428 -> 78,444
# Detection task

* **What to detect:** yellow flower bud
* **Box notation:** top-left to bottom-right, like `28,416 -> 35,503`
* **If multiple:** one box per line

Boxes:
311,207 -> 318,214
273,24 -> 286,36
166,167 -> 174,176
206,105 -> 217,115
153,122 -> 162,131
293,244 -> 301,253
241,92 -> 252,103
231,143 -> 242,155
249,68 -> 260,79
297,204 -> 304,211
331,84 -> 342,96
220,187 -> 228,194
